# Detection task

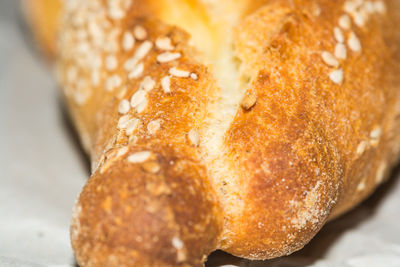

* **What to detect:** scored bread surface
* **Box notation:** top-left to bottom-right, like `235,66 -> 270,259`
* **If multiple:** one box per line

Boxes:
27,0 -> 400,266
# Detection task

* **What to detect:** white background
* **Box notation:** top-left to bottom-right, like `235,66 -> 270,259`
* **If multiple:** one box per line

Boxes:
1,1 -> 400,266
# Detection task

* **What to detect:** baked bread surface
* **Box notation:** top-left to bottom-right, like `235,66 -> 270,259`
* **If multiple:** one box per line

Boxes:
26,0 -> 400,266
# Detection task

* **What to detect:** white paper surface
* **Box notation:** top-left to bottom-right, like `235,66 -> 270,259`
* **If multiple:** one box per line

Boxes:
1,2 -> 400,266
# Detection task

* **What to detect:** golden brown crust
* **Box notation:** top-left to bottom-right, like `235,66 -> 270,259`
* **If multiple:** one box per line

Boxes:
25,0 -> 400,265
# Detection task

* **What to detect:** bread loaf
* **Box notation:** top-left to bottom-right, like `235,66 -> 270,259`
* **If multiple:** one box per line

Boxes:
25,0 -> 400,266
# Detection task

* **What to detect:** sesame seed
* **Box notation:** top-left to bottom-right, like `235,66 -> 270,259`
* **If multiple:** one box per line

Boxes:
188,129 -> 200,146
105,74 -> 122,91
169,67 -> 190,77
133,41 -> 153,61
348,32 -> 362,52
105,55 -> 118,71
73,90 -> 89,106
155,36 -> 174,51
130,89 -> 147,109
122,31 -> 135,51
172,237 -> 184,250
147,119 -> 161,135
129,135 -> 138,144
133,25 -> 147,40
374,1 -> 386,14
125,118 -> 140,135
353,11 -> 366,27
375,162 -> 387,184
108,6 -> 125,20
338,14 -> 351,30
241,93 -> 257,110
190,73 -> 198,80
343,1 -> 359,14
66,66 -> 78,83
139,76 -> 156,92
370,127 -> 382,139
334,27 -> 345,43
363,1 -> 375,14
128,62 -> 144,79
356,140 -> 368,155
124,57 -> 139,71
329,69 -> 344,84
321,51 -> 339,67
118,99 -> 130,114
161,76 -> 171,93
117,86 -> 128,99
157,52 -> 181,63
334,43 -> 347,60
357,179 -> 366,191
91,70 -> 100,86
142,161 -> 161,173
127,151 -> 152,163
117,115 -> 131,129
136,98 -> 148,113
116,146 -> 129,158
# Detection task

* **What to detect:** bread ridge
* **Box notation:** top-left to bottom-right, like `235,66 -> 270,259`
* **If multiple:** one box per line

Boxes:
25,0 -> 400,265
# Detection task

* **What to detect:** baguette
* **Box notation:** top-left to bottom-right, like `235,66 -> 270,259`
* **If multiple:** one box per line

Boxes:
25,0 -> 400,266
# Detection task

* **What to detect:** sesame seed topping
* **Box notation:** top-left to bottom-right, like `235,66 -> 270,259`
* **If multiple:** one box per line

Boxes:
133,41 -> 153,61
117,86 -> 128,99
357,179 -> 366,191
139,76 -> 156,92
108,6 -> 125,20
124,57 -> 139,72
353,11 -> 367,27
157,52 -> 181,63
118,99 -> 130,114
142,161 -> 161,173
370,127 -> 382,139
122,31 -> 135,51
136,98 -> 148,113
169,67 -> 190,77
344,1 -> 360,14
348,32 -> 362,52
130,89 -> 147,109
66,66 -> 78,83
127,151 -> 152,163
105,55 -> 118,71
321,51 -> 339,67
172,237 -> 184,250
334,27 -> 345,43
190,73 -> 198,80
376,162 -> 387,184
117,115 -> 131,129
116,147 -> 129,158
334,43 -> 347,60
161,76 -> 171,93
91,70 -> 100,86
338,14 -> 351,30
147,119 -> 161,135
155,36 -> 174,51
188,129 -> 200,146
125,118 -> 140,135
374,1 -> 386,14
128,62 -> 144,79
133,25 -> 147,40
329,69 -> 344,84
356,140 -> 368,155
241,93 -> 257,110
105,74 -> 122,91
